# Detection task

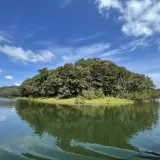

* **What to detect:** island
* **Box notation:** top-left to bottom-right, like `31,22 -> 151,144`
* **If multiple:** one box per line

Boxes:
13,58 -> 159,106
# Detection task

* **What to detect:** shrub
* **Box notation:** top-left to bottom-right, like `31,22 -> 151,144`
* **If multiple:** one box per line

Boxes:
75,96 -> 85,104
132,92 -> 150,103
82,88 -> 96,100
95,88 -> 105,99
82,87 -> 105,100
118,92 -> 132,100
58,86 -> 71,98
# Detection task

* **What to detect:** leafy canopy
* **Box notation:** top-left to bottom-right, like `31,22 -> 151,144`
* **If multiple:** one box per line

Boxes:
19,58 -> 160,101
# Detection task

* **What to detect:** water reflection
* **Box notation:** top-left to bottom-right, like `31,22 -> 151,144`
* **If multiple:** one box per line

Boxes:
0,98 -> 16,107
15,100 -> 160,159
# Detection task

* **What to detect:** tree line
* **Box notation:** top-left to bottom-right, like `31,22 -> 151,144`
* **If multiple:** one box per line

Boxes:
0,86 -> 20,97
19,58 -> 160,102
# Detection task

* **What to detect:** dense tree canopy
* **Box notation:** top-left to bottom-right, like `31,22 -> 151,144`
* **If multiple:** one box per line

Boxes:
19,58 -> 160,101
0,86 -> 20,97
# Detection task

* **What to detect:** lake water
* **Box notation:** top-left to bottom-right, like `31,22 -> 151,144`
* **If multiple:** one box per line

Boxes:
0,98 -> 160,160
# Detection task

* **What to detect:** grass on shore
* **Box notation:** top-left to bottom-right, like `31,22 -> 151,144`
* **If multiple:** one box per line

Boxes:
18,97 -> 133,106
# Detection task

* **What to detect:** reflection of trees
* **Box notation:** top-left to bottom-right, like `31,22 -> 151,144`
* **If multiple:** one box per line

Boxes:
0,99 -> 16,107
16,100 -> 159,157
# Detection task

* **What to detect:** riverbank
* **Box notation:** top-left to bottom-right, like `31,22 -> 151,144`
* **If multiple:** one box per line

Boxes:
18,97 -> 133,106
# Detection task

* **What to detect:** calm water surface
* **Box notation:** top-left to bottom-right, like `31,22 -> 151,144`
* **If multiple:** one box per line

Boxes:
0,98 -> 160,160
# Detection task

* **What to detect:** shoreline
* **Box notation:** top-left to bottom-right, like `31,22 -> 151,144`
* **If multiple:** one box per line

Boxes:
17,97 -> 134,107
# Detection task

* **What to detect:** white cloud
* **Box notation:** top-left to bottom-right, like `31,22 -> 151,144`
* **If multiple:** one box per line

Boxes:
0,69 -> 4,74
122,38 -> 149,51
96,0 -> 123,14
51,42 -> 110,62
53,39 -> 147,64
0,45 -> 55,63
5,76 -> 13,80
62,55 -> 71,61
14,83 -> 21,86
0,31 -> 12,43
76,43 -> 110,55
96,0 -> 160,37
101,38 -> 149,57
101,48 -> 123,57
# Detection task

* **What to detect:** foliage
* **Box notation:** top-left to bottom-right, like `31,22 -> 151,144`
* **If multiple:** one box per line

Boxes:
82,87 -> 105,100
132,92 -> 150,103
19,58 -> 160,101
95,88 -> 105,99
0,86 -> 20,97
58,86 -> 72,98
74,96 -> 85,104
82,88 -> 96,100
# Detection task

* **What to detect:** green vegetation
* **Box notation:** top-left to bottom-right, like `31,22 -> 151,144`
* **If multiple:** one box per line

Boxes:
19,58 -> 160,102
0,86 -> 20,97
19,97 -> 133,106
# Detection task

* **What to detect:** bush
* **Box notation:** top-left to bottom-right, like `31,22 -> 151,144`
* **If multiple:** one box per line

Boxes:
132,92 -> 150,103
95,88 -> 105,99
58,86 -> 72,98
82,88 -> 96,100
82,87 -> 105,100
118,92 -> 132,100
75,96 -> 85,104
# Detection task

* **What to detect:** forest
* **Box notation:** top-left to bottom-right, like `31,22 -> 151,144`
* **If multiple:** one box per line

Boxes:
19,58 -> 160,102
0,86 -> 20,97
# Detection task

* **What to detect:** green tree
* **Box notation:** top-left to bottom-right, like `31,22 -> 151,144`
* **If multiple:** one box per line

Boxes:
19,58 -> 160,101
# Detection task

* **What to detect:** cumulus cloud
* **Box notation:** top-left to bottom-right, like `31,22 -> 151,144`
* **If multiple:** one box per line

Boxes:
0,45 -> 55,63
14,83 -> 21,86
96,0 -> 160,37
5,76 -> 13,80
96,0 -> 123,14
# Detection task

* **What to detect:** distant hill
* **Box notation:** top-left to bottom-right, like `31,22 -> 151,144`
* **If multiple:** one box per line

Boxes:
0,86 -> 20,97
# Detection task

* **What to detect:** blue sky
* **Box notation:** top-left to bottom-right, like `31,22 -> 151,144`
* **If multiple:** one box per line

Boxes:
0,0 -> 160,87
